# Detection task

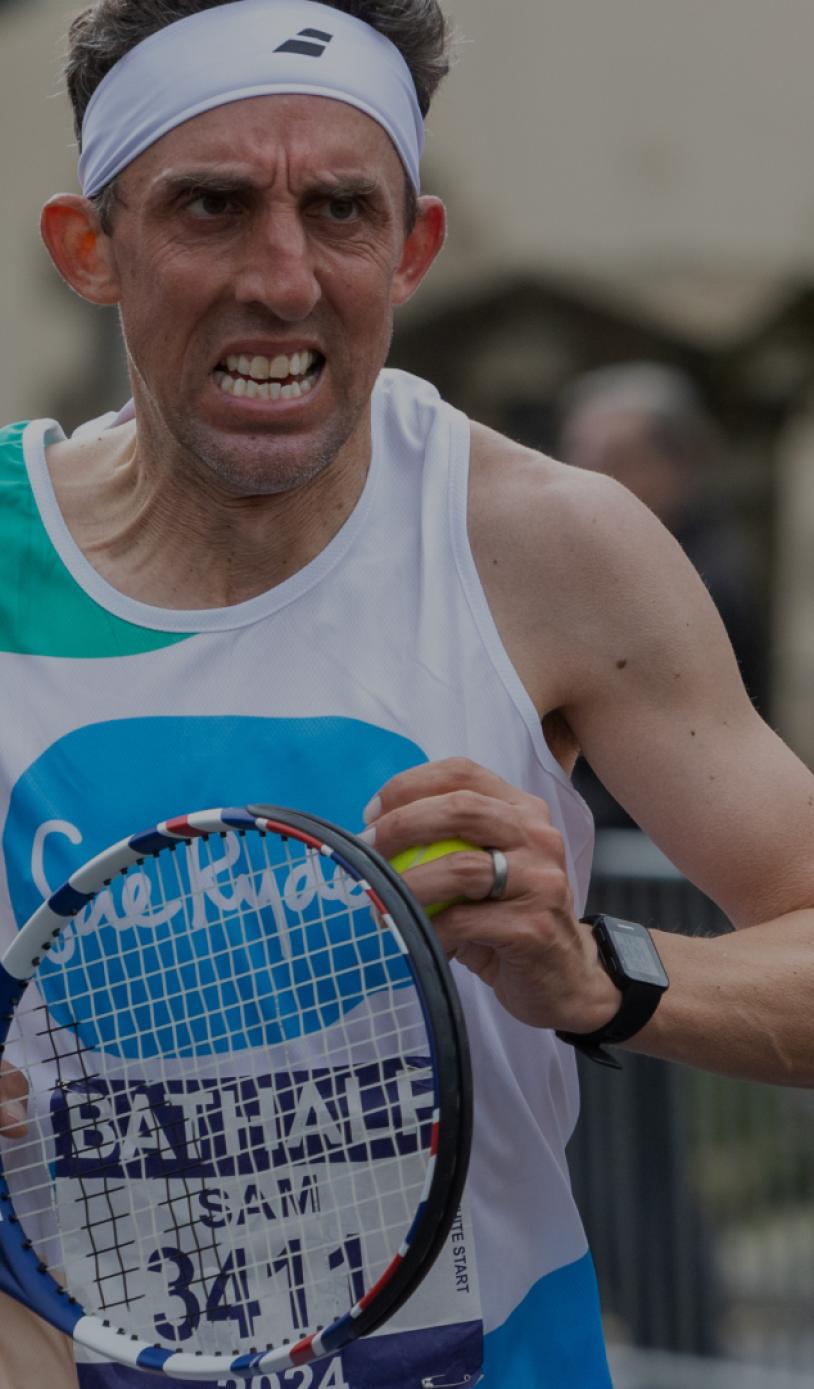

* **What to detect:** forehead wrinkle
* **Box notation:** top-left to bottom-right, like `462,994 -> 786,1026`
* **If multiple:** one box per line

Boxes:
133,95 -> 404,194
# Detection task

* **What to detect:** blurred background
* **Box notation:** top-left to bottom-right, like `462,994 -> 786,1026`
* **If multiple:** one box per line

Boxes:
4,1 -> 814,1384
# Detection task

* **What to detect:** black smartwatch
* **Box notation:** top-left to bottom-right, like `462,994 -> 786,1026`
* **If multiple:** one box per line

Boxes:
556,914 -> 669,1069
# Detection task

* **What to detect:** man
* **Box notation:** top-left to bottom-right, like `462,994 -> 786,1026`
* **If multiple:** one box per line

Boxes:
2,2 -> 814,1387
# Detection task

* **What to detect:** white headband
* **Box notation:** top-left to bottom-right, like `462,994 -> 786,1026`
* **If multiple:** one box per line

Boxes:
78,0 -> 424,198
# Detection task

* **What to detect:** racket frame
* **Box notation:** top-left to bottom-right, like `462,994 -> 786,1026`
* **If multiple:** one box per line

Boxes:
0,806 -> 472,1380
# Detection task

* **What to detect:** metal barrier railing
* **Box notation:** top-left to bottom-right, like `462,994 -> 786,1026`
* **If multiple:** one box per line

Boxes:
569,831 -> 814,1377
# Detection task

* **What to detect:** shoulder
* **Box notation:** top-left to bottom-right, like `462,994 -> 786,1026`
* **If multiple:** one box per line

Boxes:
466,421 -> 735,712
467,418 -> 683,620
469,419 -> 661,553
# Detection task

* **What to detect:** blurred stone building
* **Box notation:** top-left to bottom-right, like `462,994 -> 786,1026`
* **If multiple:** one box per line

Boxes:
5,0 -> 814,761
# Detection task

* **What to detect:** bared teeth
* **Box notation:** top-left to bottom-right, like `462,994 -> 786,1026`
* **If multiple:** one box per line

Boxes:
214,350 -> 323,400
215,373 -> 295,400
222,349 -> 317,382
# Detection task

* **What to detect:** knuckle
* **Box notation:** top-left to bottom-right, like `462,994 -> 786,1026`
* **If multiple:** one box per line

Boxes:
530,821 -> 566,863
528,865 -> 572,911
446,850 -> 487,887
441,756 -> 480,787
382,806 -> 412,840
528,796 -> 552,825
448,788 -> 487,826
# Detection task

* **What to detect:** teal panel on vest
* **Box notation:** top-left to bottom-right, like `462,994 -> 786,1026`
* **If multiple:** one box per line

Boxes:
0,422 -> 193,658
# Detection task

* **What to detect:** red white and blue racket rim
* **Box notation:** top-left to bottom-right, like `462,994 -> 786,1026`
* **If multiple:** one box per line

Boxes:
0,804 -> 472,1380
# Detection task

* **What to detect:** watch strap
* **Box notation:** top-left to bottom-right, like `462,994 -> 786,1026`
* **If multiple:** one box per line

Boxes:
556,914 -> 668,1067
556,1035 -> 623,1070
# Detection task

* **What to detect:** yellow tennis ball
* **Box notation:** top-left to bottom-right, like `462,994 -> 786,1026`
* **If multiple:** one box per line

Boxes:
389,839 -> 476,917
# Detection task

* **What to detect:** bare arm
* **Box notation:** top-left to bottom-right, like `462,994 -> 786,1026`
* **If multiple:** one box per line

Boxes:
628,917 -> 814,1083
366,445 -> 814,1086
550,469 -> 814,1082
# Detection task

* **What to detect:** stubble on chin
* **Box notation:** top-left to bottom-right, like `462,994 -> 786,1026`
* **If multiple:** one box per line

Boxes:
158,410 -> 360,499
128,341 -> 380,499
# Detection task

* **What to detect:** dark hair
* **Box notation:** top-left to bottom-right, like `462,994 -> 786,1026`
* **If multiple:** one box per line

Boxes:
66,0 -> 453,229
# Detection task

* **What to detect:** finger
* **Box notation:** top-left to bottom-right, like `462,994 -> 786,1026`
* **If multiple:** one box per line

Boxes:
395,847 -> 497,910
362,789 -> 527,858
364,757 -> 532,825
0,1099 -> 28,1140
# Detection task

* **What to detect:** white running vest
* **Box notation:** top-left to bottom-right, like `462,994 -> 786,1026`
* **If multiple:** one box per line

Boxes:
0,370 -> 611,1389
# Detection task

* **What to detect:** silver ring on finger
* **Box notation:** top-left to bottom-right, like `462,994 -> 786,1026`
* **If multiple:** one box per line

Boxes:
486,848 -> 509,901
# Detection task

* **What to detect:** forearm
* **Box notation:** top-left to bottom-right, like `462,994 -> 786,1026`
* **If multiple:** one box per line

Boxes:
625,911 -> 814,1086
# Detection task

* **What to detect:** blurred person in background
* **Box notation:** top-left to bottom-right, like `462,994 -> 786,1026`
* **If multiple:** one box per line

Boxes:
560,363 -> 768,828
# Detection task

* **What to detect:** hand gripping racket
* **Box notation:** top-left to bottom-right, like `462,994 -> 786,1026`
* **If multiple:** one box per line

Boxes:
0,805 -> 472,1380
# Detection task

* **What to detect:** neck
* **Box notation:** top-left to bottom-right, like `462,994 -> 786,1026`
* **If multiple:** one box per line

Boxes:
46,416 -> 372,610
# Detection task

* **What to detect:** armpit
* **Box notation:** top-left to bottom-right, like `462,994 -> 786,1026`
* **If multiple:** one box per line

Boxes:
542,708 -> 581,775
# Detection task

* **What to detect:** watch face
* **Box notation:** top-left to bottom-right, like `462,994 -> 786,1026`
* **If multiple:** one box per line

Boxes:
604,918 -> 669,989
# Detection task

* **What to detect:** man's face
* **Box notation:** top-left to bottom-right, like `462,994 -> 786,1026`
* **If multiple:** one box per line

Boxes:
104,94 -> 423,495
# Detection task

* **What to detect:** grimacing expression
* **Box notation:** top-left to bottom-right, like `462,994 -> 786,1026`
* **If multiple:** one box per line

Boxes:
101,94 -> 433,495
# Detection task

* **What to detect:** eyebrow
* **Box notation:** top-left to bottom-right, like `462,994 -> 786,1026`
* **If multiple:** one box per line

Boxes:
151,169 -> 383,203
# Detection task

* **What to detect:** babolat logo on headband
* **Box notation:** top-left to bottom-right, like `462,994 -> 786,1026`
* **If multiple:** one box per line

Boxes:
275,27 -> 334,57
78,0 -> 424,199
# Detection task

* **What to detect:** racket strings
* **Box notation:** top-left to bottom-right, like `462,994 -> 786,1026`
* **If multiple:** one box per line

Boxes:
4,826 -> 440,1354
157,842 -> 255,1333
47,1009 -> 142,1315
40,870 -> 409,1054
1,1044 -> 430,1188
0,1045 -> 431,1201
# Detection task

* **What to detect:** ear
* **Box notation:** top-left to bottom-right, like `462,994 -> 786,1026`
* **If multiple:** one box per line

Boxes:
391,197 -> 447,307
40,195 -> 121,306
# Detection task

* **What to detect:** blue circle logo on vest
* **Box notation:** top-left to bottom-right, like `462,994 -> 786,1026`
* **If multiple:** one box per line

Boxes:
4,716 -> 426,1058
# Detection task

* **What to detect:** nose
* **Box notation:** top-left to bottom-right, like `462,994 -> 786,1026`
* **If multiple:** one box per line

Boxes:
233,208 -> 321,321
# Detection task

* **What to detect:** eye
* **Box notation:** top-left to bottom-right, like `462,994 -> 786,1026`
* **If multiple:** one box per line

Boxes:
324,197 -> 361,222
187,191 -> 238,218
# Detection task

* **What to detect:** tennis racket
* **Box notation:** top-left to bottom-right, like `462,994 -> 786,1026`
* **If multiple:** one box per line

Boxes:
0,804 -> 472,1380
